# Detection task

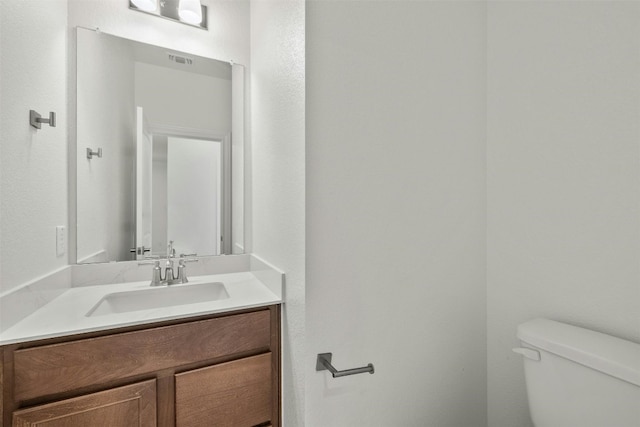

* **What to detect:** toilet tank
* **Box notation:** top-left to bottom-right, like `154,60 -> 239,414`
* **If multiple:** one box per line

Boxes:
515,318 -> 640,427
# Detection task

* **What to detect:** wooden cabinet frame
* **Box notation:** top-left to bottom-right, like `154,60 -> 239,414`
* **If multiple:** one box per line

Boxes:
0,305 -> 281,427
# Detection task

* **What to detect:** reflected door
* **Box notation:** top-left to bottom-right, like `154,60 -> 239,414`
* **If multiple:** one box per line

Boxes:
166,137 -> 222,256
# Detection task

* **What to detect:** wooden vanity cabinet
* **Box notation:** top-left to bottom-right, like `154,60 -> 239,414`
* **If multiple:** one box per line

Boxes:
0,305 -> 281,427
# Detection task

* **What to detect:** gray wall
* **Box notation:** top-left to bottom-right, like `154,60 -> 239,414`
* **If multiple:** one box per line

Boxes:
487,1 -> 640,427
487,2 -> 640,426
306,2 -> 487,425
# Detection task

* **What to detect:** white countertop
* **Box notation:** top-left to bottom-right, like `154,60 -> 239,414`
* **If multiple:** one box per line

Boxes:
0,271 -> 282,346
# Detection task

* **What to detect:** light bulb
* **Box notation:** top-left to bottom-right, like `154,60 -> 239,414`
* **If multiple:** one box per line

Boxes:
179,0 -> 203,25
131,0 -> 157,12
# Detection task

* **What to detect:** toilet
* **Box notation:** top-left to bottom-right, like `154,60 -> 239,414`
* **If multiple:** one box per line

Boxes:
513,318 -> 640,427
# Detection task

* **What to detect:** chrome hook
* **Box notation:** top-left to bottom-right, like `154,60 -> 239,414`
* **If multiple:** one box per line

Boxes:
86,148 -> 103,159
30,110 -> 56,129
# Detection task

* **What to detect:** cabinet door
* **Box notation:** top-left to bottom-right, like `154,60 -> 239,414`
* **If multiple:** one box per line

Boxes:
13,379 -> 156,427
175,353 -> 272,427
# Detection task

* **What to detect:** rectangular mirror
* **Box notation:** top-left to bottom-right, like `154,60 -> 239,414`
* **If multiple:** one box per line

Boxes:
76,27 -> 244,263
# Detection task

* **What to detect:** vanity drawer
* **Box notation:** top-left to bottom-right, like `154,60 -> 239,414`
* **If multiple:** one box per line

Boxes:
13,310 -> 271,402
12,379 -> 156,427
175,352 -> 272,427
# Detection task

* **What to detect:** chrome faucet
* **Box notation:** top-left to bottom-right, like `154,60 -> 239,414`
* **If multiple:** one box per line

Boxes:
138,241 -> 198,286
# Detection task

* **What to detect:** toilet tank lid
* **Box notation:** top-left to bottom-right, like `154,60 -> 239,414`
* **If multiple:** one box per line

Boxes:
517,318 -> 640,387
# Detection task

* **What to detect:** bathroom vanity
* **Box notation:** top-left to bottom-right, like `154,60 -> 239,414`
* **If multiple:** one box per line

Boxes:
1,305 -> 281,427
0,257 -> 284,427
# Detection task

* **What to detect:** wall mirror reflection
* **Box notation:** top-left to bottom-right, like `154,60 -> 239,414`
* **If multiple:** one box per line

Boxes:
76,27 -> 244,264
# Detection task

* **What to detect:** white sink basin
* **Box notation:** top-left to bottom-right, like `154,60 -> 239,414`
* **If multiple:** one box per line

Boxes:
86,282 -> 229,317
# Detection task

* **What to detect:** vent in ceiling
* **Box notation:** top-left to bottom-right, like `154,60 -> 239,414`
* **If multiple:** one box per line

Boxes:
168,53 -> 193,65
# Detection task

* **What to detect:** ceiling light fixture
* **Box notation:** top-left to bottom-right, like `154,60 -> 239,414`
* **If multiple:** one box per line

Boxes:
130,0 -> 157,12
129,0 -> 208,30
178,0 -> 203,25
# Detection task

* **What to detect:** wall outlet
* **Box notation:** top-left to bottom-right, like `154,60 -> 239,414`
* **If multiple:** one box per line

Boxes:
56,226 -> 66,257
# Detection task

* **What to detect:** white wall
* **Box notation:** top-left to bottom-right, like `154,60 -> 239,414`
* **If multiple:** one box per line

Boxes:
250,0 -> 306,425
76,28 -> 135,263
0,0 -> 68,294
486,2 -> 640,426
306,2 -> 486,426
135,62 -> 231,133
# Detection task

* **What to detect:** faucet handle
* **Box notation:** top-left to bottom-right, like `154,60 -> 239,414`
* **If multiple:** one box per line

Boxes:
138,259 -> 164,286
176,255 -> 198,283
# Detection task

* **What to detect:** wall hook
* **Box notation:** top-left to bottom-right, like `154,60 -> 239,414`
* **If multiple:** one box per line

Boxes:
87,148 -> 103,159
30,110 -> 56,129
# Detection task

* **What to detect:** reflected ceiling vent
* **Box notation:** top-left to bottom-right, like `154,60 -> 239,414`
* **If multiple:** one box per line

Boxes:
168,53 -> 193,65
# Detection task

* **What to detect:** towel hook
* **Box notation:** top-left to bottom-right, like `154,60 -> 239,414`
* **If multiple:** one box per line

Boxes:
87,148 -> 103,159
30,110 -> 56,129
